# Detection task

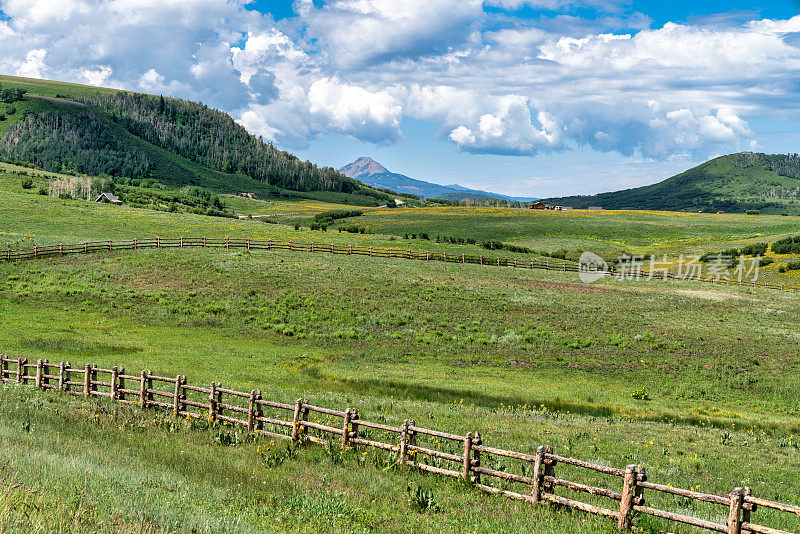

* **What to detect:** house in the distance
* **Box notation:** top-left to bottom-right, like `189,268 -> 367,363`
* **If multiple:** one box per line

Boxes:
95,192 -> 122,204
239,192 -> 257,199
587,206 -> 603,210
530,201 -> 549,210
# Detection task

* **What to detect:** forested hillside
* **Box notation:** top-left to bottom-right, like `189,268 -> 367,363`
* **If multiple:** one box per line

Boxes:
542,153 -> 800,213
0,76 -> 402,205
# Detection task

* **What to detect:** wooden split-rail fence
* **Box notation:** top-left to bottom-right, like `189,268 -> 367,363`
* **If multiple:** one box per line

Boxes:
2,355 -> 798,533
0,237 -> 793,291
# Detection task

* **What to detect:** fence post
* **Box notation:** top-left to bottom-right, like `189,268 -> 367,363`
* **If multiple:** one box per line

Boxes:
247,390 -> 256,433
139,370 -> 147,407
742,487 -> 753,534
1,356 -> 7,381
462,432 -> 473,482
118,368 -> 125,401
225,237 -> 229,249
216,384 -> 224,419
35,359 -> 43,388
34,245 -> 37,258
341,408 -> 353,449
635,466 -> 646,507
348,244 -> 352,254
134,238 -> 137,250
64,362 -> 72,392
350,409 -> 359,451
203,237 -> 206,248
84,364 -> 91,396
727,487 -> 743,534
255,390 -> 263,431
180,237 -> 184,248
157,237 -> 160,248
472,432 -> 482,484
208,382 -> 217,421
291,398 -> 303,441
532,445 -> 545,503
18,358 -> 26,384
399,420 -> 409,464
543,445 -> 556,494
110,366 -> 118,400
91,365 -> 98,396
108,240 -> 112,251
408,419 -> 417,463
173,375 -> 183,417
58,361 -> 66,390
618,464 -> 637,530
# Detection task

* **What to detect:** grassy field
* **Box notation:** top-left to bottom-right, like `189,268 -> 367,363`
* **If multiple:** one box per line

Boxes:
355,205 -> 800,256
2,167 -> 800,532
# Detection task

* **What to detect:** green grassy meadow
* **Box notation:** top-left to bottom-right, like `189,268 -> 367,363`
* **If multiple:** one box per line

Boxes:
2,168 -> 800,532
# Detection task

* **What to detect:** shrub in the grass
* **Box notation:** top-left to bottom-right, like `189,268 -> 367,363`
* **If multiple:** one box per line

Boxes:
21,177 -> 33,189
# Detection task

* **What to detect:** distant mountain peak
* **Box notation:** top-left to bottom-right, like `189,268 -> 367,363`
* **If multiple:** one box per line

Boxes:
340,157 -> 389,179
337,156 -> 538,202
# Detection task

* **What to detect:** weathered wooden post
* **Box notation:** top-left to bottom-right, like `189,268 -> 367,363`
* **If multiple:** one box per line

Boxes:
291,398 -> 303,442
742,487 -> 754,534
173,375 -> 183,417
350,409 -> 359,451
408,419 -> 417,463
399,419 -> 409,465
90,365 -> 98,396
618,464 -> 637,530
118,368 -> 125,401
108,240 -> 112,251
247,390 -> 257,433
208,382 -> 217,421
532,445 -> 545,503
216,384 -> 224,420
64,362 -> 72,392
341,408 -> 353,449
462,432 -> 473,482
84,364 -> 92,396
180,237 -> 184,248
18,358 -> 27,384
0,357 -> 6,381
727,487 -> 743,534
543,445 -> 556,494
58,361 -> 66,390
110,366 -> 118,400
139,370 -> 147,407
635,466 -> 646,507
35,359 -> 43,388
254,391 -> 264,431
472,432 -> 482,484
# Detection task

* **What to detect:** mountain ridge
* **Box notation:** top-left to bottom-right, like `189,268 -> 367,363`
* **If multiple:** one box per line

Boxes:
339,157 -> 538,201
541,152 -> 800,213
0,75 -> 407,206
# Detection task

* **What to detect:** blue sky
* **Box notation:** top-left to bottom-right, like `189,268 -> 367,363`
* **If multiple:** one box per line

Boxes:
1,0 -> 798,196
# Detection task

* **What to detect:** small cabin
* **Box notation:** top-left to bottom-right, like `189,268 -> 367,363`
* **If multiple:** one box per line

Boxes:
530,201 -> 548,210
95,192 -> 122,204
239,192 -> 257,199
587,206 -> 603,211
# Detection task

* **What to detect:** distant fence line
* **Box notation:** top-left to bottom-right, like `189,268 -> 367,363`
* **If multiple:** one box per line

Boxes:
0,237 -> 794,291
2,356 -> 798,534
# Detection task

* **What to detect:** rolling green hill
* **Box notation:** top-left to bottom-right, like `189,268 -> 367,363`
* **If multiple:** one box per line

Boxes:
0,75 -> 408,206
543,152 -> 800,213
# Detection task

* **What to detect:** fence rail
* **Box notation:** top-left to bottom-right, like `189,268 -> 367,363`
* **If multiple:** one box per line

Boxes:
1,355 -> 797,533
0,237 -> 793,291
